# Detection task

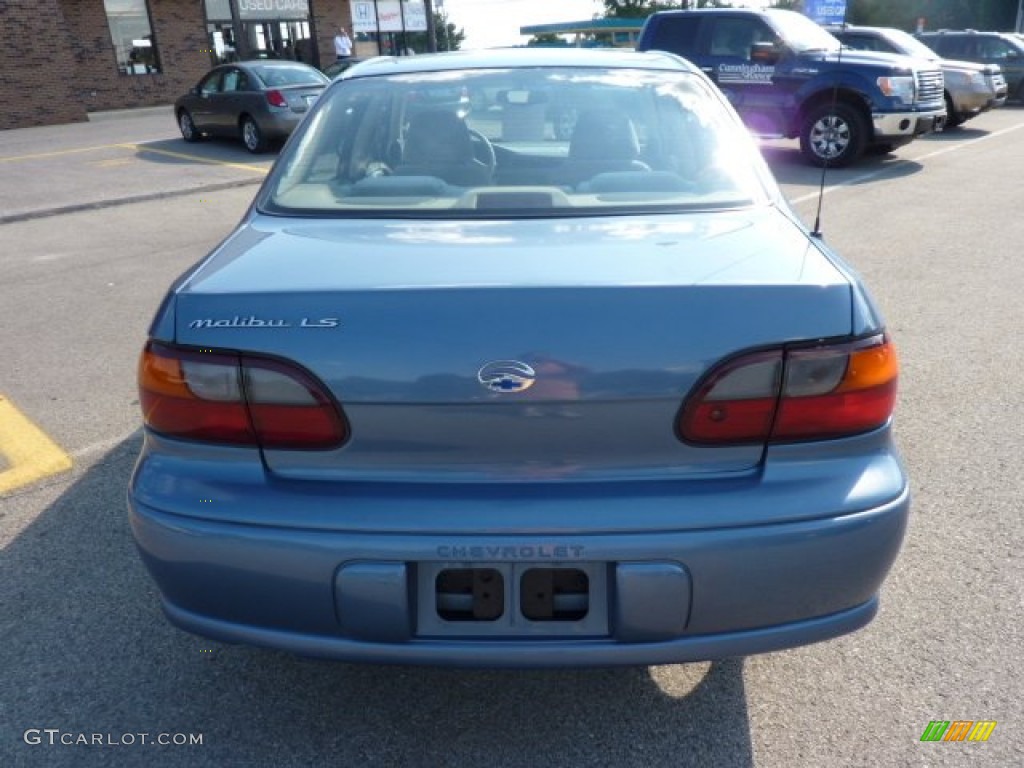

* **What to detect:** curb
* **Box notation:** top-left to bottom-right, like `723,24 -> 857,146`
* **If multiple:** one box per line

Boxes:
87,105 -> 175,122
0,177 -> 263,226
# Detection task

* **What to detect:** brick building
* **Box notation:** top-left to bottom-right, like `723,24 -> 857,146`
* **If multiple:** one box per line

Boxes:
0,0 -> 353,130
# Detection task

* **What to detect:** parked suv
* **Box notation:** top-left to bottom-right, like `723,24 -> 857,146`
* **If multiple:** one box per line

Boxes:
832,25 -> 1007,127
916,30 -> 1024,103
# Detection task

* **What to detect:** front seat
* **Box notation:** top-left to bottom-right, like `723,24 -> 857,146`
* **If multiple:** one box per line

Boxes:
394,109 -> 492,187
559,109 -> 651,188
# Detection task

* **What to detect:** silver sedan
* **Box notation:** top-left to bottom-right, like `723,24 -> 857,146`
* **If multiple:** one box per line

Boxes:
175,60 -> 329,153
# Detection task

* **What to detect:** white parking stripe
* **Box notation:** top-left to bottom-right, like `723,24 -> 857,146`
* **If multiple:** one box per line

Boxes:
789,119 -> 1024,206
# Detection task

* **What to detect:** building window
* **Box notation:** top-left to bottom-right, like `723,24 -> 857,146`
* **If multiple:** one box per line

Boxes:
205,0 -> 232,22
103,0 -> 161,75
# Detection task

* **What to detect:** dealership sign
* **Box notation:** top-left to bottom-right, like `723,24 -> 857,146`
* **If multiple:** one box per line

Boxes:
803,0 -> 847,25
352,1 -> 428,33
237,0 -> 311,21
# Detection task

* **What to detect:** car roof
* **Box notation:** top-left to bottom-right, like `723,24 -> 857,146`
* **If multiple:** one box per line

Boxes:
341,47 -> 701,78
831,26 -> 921,44
831,25 -> 890,34
649,7 -> 801,20
235,59 -> 319,68
917,30 -> 1024,46
919,30 -> 1013,37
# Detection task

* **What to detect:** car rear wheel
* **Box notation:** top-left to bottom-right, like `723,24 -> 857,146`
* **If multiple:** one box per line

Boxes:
799,103 -> 867,168
240,116 -> 267,154
178,110 -> 201,142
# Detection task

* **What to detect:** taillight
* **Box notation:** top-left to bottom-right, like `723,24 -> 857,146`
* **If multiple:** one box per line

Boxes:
679,335 -> 898,445
265,89 -> 288,108
679,350 -> 783,444
139,342 -> 347,449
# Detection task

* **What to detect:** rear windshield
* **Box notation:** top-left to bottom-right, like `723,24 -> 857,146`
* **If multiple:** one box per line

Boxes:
261,66 -> 773,217
250,63 -> 328,87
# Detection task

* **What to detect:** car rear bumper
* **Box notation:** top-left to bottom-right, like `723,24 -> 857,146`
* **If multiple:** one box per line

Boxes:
160,591 -> 882,668
129,477 -> 910,667
259,110 -> 305,139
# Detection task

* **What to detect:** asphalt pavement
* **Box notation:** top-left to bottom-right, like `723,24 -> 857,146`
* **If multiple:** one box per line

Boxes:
0,107 -> 271,224
1,106 -> 1023,768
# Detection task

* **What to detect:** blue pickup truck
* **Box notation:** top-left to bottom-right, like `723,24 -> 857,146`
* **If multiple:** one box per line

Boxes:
637,8 -> 946,166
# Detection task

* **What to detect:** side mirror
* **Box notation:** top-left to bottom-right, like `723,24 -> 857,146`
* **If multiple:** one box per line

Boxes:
751,42 -> 780,64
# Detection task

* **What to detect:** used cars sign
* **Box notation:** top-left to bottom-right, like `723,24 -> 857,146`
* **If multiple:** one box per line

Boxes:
804,0 -> 848,25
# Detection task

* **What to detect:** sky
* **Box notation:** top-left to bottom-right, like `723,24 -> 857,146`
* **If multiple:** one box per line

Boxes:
439,0 -> 604,49
438,1 -> 770,50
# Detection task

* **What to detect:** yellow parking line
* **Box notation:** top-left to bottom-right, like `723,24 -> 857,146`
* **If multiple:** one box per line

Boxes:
0,142 -> 268,175
0,395 -> 73,494
0,144 -> 124,163
91,158 -> 136,168
118,143 -> 268,174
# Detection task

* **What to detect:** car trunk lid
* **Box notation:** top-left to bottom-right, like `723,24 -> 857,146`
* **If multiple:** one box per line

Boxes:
172,208 -> 853,481
272,83 -> 324,113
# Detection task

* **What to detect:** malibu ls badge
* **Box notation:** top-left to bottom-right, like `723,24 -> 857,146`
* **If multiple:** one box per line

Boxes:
188,316 -> 339,329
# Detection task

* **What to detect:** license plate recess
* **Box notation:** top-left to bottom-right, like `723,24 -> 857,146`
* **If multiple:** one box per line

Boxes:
416,561 -> 609,638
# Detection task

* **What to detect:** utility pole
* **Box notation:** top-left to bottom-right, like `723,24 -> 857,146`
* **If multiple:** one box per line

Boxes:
1017,0 -> 1024,33
425,0 -> 437,52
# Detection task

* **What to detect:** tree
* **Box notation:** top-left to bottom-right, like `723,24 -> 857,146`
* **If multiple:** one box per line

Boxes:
601,0 -> 1019,29
406,11 -> 465,53
527,33 -> 569,47
603,1 -> 659,18
603,0 -> 729,16
844,0 -> 1019,30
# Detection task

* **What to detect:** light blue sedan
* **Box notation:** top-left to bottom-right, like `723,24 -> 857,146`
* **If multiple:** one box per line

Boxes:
130,48 -> 910,667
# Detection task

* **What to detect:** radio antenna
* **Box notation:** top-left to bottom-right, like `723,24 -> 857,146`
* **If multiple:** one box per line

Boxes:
811,15 -> 848,238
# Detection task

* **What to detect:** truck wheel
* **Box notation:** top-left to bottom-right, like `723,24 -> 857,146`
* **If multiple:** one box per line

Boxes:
943,94 -> 962,129
799,103 -> 867,168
